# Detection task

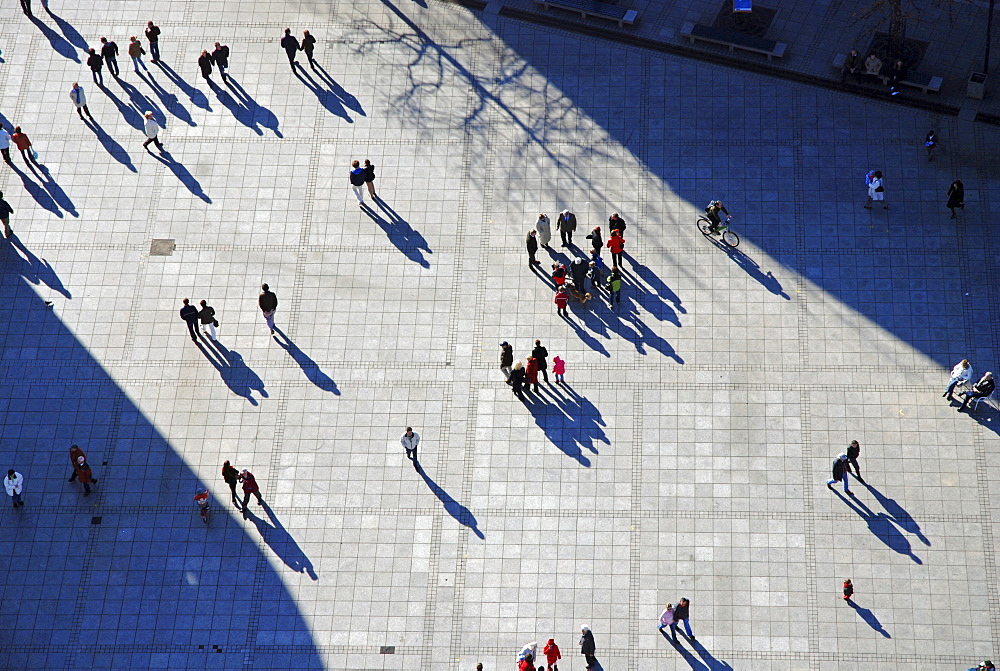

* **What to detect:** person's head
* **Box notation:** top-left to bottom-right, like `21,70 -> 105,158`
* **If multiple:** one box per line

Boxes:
874,170 -> 883,178
14,126 -> 20,134
986,372 -> 994,379
611,212 -> 619,219
77,455 -> 85,464
850,440 -> 859,449
148,20 -> 155,27
581,624 -> 590,633
538,213 -> 545,220
500,341 -> 508,349
680,597 -> 689,606
611,230 -> 619,237
405,427 -> 413,436
215,42 -> 221,48
838,453 -> 848,461
7,469 -> 15,478
261,283 -> 269,291
844,578 -> 852,585
665,602 -> 673,610
553,356 -> 562,363
895,59 -> 903,67
284,28 -> 291,35
364,159 -> 371,167
535,339 -> 540,346
131,35 -> 138,42
89,48 -> 96,55
594,225 -> 601,231
304,30 -> 311,37
352,159 -> 359,168
202,50 -> 209,57
0,191 -> 4,199
529,230 -> 536,236
476,665 -> 483,671
72,82 -> 79,89
101,37 -> 108,44
589,261 -> 596,268
850,49 -> 857,56
182,298 -> 190,305
223,460 -> 231,468
523,653 -> 533,664
513,360 -> 523,370
144,111 -> 154,120
199,299 -> 207,307
961,359 -> 970,368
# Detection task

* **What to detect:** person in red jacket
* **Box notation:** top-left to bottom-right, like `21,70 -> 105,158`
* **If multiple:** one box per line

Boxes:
240,469 -> 264,517
68,444 -> 98,496
10,126 -> 38,166
525,356 -> 540,394
550,262 -> 566,286
607,229 -> 625,268
554,288 -> 568,317
543,638 -> 561,670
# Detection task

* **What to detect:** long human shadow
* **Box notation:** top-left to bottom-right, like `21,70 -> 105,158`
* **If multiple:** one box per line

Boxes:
196,339 -> 267,405
847,601 -> 891,638
661,631 -> 733,670
836,491 -> 922,564
138,70 -> 196,127
572,290 -> 684,362
218,76 -> 283,137
520,382 -> 608,466
294,67 -> 356,122
272,328 -> 340,394
246,502 -> 318,580
0,247 -> 324,665
862,481 -> 930,546
83,115 -> 137,172
311,63 -> 366,116
417,462 -> 484,539
154,61 -> 212,111
365,200 -> 432,267
148,150 -> 212,203
11,163 -> 62,217
627,253 -> 687,320
28,13 -> 79,61
42,2 -> 88,52
11,162 -> 78,218
103,79 -> 155,131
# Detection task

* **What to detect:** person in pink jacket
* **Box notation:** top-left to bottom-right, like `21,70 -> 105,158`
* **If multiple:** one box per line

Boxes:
552,356 -> 566,384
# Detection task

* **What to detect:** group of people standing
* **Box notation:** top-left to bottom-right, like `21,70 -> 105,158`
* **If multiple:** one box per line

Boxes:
514,627 -> 595,670
500,340 -> 566,397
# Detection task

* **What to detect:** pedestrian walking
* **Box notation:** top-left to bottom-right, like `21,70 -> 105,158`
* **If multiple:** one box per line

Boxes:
579,625 -> 597,670
526,229 -> 540,265
556,209 -> 576,247
280,28 -> 300,70
401,427 -> 420,461
532,339 -> 549,383
670,597 -> 695,642
10,127 -> 38,166
239,469 -> 263,516
145,21 -> 161,63
552,355 -> 565,383
947,180 -> 964,219
864,170 -> 886,209
586,225 -> 603,254
542,639 -> 561,671
607,266 -> 622,306
363,159 -> 377,199
608,212 -> 626,235
658,602 -> 674,632
846,440 -> 863,482
0,127 -> 11,165
843,578 -> 854,602
179,298 -> 199,341
842,49 -> 861,83
221,460 -> 241,509
925,129 -> 937,161
100,37 -> 120,77
554,287 -> 569,317
608,229 -> 625,267
525,356 -> 540,393
0,191 -> 13,239
86,48 -> 104,85
510,360 -> 525,397
500,341 -> 514,383
259,283 -> 277,334
70,448 -> 98,497
212,42 -> 230,81
142,111 -> 164,151
128,36 -> 147,72
945,359 -> 973,400
349,160 -> 366,206
198,299 -> 218,340
517,653 -> 533,671
535,213 -> 552,249
826,453 -> 853,496
69,83 -> 93,121
4,469 -> 24,508
301,30 -> 317,68
197,50 -> 213,83
959,372 -> 995,412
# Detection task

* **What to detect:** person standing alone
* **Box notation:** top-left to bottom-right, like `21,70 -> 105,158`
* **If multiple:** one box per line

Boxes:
69,83 -> 93,121
401,427 -> 420,462
145,21 -> 161,63
4,469 -> 24,508
258,283 -> 278,334
947,180 -> 964,219
556,209 -> 576,247
865,170 -> 886,209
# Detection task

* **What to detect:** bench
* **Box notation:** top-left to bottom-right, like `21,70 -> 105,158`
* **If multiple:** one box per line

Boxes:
681,22 -> 786,60
832,53 -> 943,93
534,0 -> 638,27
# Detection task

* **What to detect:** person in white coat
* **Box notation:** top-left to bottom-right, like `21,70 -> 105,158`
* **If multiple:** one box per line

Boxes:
142,111 -> 164,151
945,359 -> 973,401
865,170 -> 886,209
0,128 -> 11,165
4,469 -> 24,507
400,427 -> 420,461
535,213 -> 552,249
69,83 -> 93,121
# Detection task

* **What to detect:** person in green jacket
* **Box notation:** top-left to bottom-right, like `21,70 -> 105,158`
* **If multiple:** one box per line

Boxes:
607,266 -> 622,306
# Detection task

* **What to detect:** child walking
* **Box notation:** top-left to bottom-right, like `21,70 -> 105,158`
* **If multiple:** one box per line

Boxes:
843,578 -> 854,602
553,356 -> 566,383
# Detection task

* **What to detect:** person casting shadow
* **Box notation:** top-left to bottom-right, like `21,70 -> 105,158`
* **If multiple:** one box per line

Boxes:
272,327 -> 340,394
417,463 -> 484,539
245,501 -> 318,580
196,339 -> 267,405
847,600 -> 891,638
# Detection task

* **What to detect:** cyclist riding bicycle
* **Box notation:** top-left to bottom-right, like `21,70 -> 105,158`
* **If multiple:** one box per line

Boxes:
705,200 -> 730,233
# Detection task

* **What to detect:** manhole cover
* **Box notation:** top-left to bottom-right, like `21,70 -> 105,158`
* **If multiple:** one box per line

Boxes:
713,1 -> 776,37
150,239 -> 176,256
379,646 -> 395,654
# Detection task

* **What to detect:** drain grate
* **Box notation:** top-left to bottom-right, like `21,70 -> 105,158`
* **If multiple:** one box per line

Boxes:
149,239 -> 176,256
379,646 -> 395,654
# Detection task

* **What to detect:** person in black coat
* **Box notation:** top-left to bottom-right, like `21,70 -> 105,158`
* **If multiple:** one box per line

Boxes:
888,59 -> 907,96
301,30 -> 317,68
846,440 -> 863,482
531,340 -> 549,384
280,28 -> 300,70
100,37 -> 120,77
959,372 -> 995,412
87,48 -> 104,86
499,341 -> 513,383
510,360 -> 526,397
556,209 -> 577,247
587,226 -> 603,254
363,159 -> 377,199
179,298 -> 199,341
579,626 -> 596,669
826,453 -> 852,496
212,42 -> 230,81
570,256 -> 588,290
526,230 -> 540,266
947,180 -> 964,219
198,50 -> 213,83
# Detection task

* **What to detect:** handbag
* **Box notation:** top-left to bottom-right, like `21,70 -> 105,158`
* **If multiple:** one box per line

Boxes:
30,148 -> 38,160
213,319 -> 219,327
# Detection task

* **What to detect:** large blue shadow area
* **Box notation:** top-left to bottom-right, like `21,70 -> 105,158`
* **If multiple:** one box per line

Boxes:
0,241 -> 323,669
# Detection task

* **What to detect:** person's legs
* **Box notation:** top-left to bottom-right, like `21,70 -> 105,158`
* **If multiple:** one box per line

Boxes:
83,105 -> 93,119
849,457 -> 862,479
186,320 -> 197,341
110,58 -> 119,77
207,322 -> 217,340
540,367 -> 548,383
1,148 -> 10,164
286,50 -> 296,68
218,63 -> 226,80
945,378 -> 960,398
682,617 -> 693,639
669,621 -> 678,642
77,106 -> 84,120
842,472 -> 850,493
264,310 -> 275,333
254,491 -> 263,505
69,468 -> 77,482
1,217 -> 10,238
351,184 -> 364,204
83,482 -> 91,495
228,481 -> 239,506
150,42 -> 159,62
366,181 -> 376,197
241,491 -> 251,514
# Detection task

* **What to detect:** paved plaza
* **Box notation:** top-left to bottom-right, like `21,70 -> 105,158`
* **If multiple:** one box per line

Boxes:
0,0 -> 999,669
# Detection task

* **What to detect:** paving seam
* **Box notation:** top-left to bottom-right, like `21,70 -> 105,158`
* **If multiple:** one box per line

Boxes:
120,163 -> 165,358
628,387 -> 642,671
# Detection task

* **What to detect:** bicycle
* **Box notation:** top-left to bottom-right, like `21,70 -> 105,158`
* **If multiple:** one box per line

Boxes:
194,488 -> 210,524
697,214 -> 739,247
